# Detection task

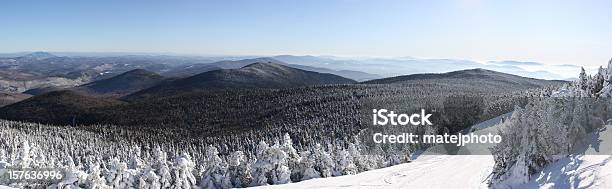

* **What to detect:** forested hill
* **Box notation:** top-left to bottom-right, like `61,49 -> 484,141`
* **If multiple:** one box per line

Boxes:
363,68 -> 567,87
0,67 -> 564,137
0,90 -> 124,125
74,69 -> 167,97
125,62 -> 356,100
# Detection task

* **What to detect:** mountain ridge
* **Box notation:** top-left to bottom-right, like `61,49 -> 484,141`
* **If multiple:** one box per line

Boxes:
363,68 -> 567,87
74,69 -> 166,97
0,67 -> 566,128
126,62 -> 356,100
18,51 -> 57,60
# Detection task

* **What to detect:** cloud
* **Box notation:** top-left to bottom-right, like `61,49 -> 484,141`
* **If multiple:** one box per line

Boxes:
488,61 -> 543,66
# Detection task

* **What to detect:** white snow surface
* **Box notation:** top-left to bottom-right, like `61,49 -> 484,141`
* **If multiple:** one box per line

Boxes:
513,155 -> 612,189
512,125 -> 612,189
258,155 -> 493,189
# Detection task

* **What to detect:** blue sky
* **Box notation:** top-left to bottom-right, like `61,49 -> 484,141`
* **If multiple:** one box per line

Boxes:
1,0 -> 611,66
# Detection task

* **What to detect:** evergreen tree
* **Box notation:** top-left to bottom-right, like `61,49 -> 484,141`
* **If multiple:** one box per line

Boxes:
298,151 -> 320,181
200,145 -> 227,189
85,163 -> 110,188
334,148 -> 357,176
579,67 -> 588,91
251,141 -> 271,186
228,151 -> 250,187
172,153 -> 197,189
138,167 -> 161,189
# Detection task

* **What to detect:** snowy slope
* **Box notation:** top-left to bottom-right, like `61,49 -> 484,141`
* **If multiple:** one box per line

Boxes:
514,125 -> 612,189
258,155 -> 493,189
256,113 -> 509,189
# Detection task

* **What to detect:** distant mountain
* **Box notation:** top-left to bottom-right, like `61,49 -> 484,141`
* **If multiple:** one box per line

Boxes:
272,55 -> 572,80
0,52 -> 31,58
0,54 -> 219,93
364,68 -> 566,87
273,55 -> 489,77
18,52 -> 56,60
127,62 -> 356,100
75,69 -> 166,97
284,64 -> 381,81
272,55 -> 360,70
160,58 -> 281,78
165,57 -> 380,81
272,55 -> 345,65
0,53 -> 576,95
209,58 -> 284,69
161,64 -> 221,77
0,90 -> 123,125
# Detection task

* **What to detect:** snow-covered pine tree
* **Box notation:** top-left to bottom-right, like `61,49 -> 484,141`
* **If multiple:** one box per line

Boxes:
592,66 -> 605,95
57,156 -> 89,188
607,58 -> 612,84
281,133 -> 301,182
385,144 -> 401,167
151,146 -> 172,188
347,142 -> 366,172
228,151 -> 251,188
578,67 -> 589,92
128,145 -> 144,171
85,163 -> 110,189
138,167 -> 161,189
172,153 -> 197,189
314,144 -> 334,178
251,141 -> 272,186
14,140 -> 32,168
333,147 -> 357,176
568,100 -> 588,150
0,149 -> 8,174
105,157 -> 135,188
200,145 -> 228,189
298,151 -> 320,181
268,142 -> 291,184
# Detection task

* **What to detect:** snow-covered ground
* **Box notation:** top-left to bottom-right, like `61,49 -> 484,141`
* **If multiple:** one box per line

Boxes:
259,155 -> 493,189
513,155 -> 612,189
513,125 -> 612,189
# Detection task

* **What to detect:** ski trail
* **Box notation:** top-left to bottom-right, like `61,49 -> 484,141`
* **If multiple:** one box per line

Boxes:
257,155 -> 493,189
